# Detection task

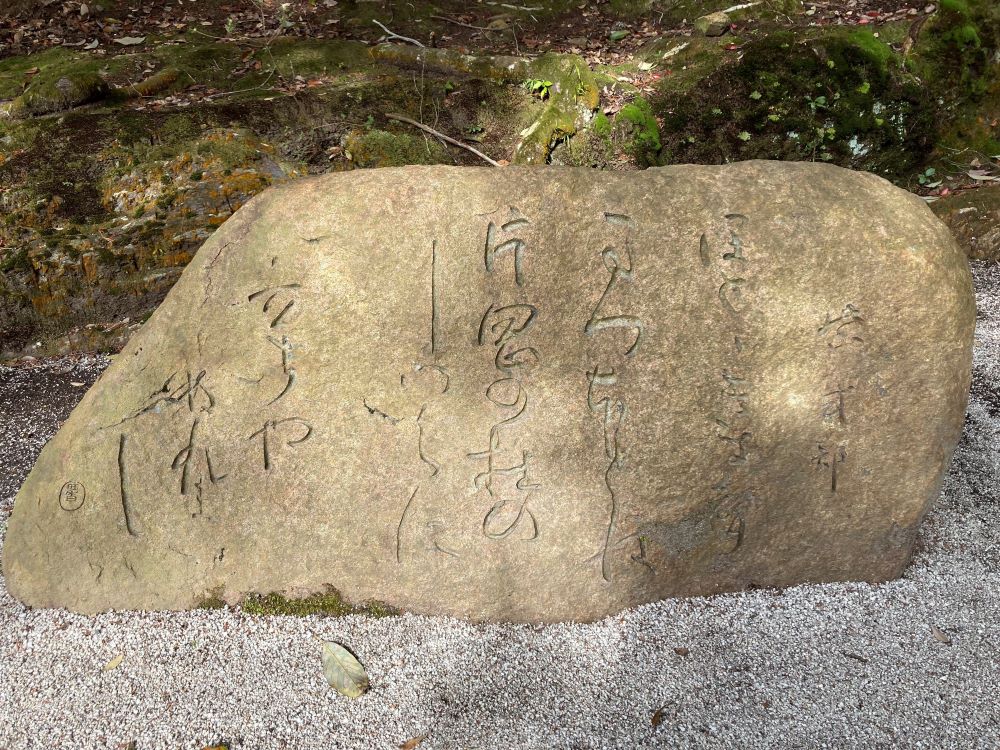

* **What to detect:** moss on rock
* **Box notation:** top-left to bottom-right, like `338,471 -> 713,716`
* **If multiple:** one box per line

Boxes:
10,69 -> 111,118
239,587 -> 400,618
343,127 -> 450,168
651,28 -> 933,181
257,37 -> 376,79
617,97 -> 662,167
513,53 -> 600,164
919,0 -> 993,91
910,0 -> 1000,157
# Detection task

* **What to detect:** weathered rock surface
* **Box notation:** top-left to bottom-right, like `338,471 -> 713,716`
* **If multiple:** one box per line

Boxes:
694,11 -> 731,36
2,162 -> 975,623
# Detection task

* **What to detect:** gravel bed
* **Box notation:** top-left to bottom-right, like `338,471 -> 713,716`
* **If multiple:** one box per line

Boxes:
1,264 -> 997,750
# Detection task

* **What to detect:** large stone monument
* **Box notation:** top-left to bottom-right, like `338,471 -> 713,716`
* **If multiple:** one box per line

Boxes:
2,162 -> 974,623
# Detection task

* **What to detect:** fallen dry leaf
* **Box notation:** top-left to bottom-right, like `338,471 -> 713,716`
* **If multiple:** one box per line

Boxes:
399,734 -> 429,749
967,169 -> 1000,182
931,625 -> 953,645
103,652 -> 124,671
322,641 -> 369,698
662,42 -> 689,59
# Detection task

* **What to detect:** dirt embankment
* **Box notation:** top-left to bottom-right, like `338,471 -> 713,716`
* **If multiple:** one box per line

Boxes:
1,0 -> 997,358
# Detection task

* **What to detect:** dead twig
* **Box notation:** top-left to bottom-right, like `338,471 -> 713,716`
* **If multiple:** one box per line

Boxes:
372,19 -> 425,47
429,15 -> 491,31
902,11 -> 932,59
203,66 -> 276,100
385,113 -> 501,167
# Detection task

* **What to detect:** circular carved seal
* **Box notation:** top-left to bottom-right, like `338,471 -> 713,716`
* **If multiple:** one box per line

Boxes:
58,481 -> 86,511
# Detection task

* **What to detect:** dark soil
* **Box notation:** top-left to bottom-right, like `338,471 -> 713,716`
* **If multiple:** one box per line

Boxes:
0,354 -> 107,514
1,0 -> 930,64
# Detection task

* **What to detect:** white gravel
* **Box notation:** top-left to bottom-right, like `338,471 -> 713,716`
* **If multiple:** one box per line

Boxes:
1,263 -> 998,750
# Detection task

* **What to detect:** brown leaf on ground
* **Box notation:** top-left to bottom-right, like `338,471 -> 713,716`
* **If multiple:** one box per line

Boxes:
400,734 -> 429,749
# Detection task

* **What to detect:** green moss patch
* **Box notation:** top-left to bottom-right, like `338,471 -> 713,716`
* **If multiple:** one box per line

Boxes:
652,29 -> 933,181
0,111 -> 112,222
256,38 -> 375,79
617,97 -> 662,166
0,47 -> 99,100
917,0 -> 999,91
909,0 -> 1000,158
239,587 -> 400,618
11,70 -> 111,117
343,127 -> 450,168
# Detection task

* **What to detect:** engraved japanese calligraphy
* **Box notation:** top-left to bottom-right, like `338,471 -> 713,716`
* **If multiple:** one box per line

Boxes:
470,207 -> 541,543
814,303 -> 866,493
700,213 -> 757,554
58,481 -> 86,512
394,240 -> 455,564
3,163 -> 974,624
585,212 -> 644,581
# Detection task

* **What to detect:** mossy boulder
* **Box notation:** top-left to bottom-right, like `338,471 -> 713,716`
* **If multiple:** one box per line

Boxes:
694,11 -> 731,37
652,29 -> 933,181
550,98 -> 663,170
513,53 -> 600,164
10,70 -> 111,118
343,128 -> 450,168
